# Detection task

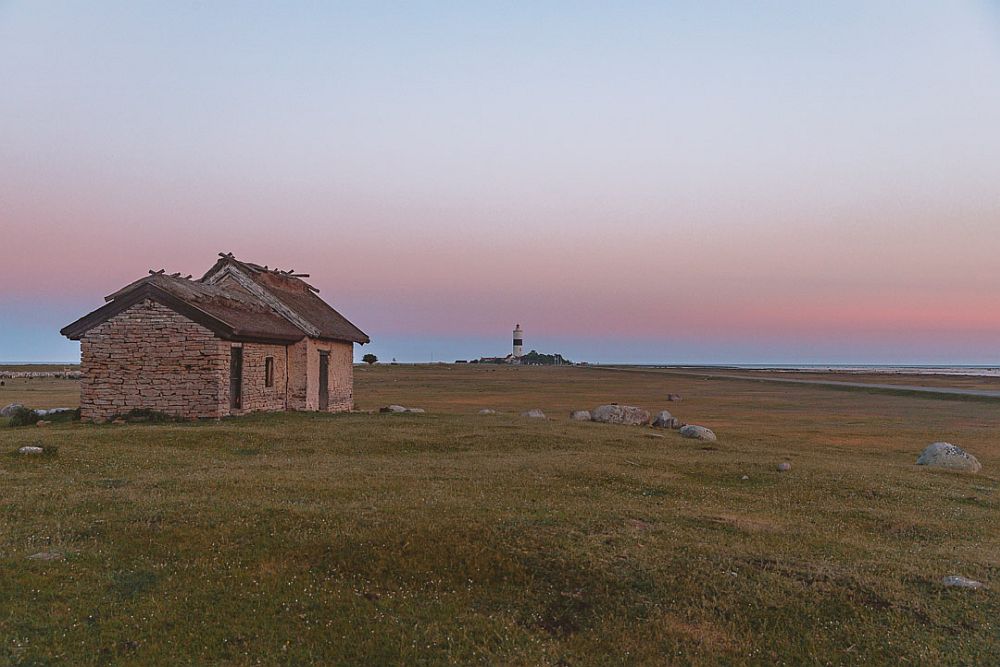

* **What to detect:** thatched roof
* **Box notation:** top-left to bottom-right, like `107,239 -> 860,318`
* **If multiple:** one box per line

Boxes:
61,254 -> 369,345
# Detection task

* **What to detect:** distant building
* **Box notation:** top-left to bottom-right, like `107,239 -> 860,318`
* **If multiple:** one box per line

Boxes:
61,253 -> 369,422
512,323 -> 524,358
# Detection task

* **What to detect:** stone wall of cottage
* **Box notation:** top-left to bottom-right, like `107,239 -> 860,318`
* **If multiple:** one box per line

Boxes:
285,339 -> 354,412
310,339 -> 355,412
79,299 -> 227,422
220,342 -> 288,415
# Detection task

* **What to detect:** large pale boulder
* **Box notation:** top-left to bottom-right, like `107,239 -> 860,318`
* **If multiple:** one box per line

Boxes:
380,405 -> 408,413
1,403 -> 25,417
521,409 -> 546,419
651,410 -> 680,429
916,442 -> 981,473
941,575 -> 985,590
679,425 -> 717,442
591,405 -> 650,426
570,410 -> 592,421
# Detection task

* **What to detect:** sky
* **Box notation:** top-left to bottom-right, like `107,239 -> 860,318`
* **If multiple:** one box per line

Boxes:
2,1 -> 1000,364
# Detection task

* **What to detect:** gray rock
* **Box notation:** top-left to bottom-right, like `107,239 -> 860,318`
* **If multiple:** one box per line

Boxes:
591,405 -> 650,426
777,462 -> 792,472
679,425 -> 717,442
405,407 -> 425,414
666,394 -> 682,402
916,442 -> 981,473
380,405 -> 408,413
1,403 -> 25,417
18,446 -> 44,455
942,575 -> 985,590
570,410 -> 592,421
521,409 -> 546,419
28,551 -> 63,561
35,408 -> 73,417
478,409 -> 496,415
651,410 -> 680,429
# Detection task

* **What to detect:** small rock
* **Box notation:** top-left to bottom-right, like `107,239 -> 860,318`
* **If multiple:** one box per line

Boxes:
521,409 -> 546,419
651,410 -> 680,429
646,432 -> 665,439
666,394 -> 682,402
741,475 -> 749,480
916,442 -> 981,473
28,551 -> 63,561
942,575 -> 984,590
569,410 -> 592,421
379,405 -> 408,413
777,462 -> 792,472
478,409 -> 496,415
405,408 -> 425,414
1,403 -> 25,417
591,405 -> 650,426
18,446 -> 44,455
679,425 -> 717,442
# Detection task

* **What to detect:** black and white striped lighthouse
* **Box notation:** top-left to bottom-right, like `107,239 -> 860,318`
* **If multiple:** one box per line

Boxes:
512,323 -> 524,358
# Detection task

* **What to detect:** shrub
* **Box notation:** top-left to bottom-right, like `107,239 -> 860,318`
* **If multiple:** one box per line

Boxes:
117,408 -> 181,424
6,406 -> 40,427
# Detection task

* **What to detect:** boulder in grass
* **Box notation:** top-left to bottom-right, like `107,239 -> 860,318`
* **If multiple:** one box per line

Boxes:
942,575 -> 985,590
570,410 -> 592,421
679,425 -> 717,442
380,405 -> 408,413
651,410 -> 680,429
405,408 -> 425,414
521,409 -> 546,419
478,409 -> 496,415
1,403 -> 26,417
666,394 -> 682,402
916,442 -> 981,473
18,446 -> 44,455
591,405 -> 650,426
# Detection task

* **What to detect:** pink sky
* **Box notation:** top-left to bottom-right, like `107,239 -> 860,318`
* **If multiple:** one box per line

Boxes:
2,2 -> 999,362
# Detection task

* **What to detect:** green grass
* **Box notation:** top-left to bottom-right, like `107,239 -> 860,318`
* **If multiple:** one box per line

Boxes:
1,365 -> 998,664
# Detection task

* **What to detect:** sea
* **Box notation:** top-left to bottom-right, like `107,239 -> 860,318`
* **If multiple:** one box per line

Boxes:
657,365 -> 1000,377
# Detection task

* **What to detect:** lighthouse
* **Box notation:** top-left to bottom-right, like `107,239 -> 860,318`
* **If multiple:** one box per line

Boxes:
512,323 -> 524,358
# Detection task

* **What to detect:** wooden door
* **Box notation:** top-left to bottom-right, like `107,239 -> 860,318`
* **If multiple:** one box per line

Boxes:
318,351 -> 329,410
230,347 -> 243,410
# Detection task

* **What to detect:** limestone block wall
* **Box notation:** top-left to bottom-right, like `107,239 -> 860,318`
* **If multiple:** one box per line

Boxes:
286,339 -> 309,411
79,299 -> 227,422
309,339 -> 354,412
285,339 -> 353,412
220,341 -> 288,415
316,340 -> 354,412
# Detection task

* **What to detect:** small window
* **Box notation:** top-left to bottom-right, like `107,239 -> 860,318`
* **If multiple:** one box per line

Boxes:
264,356 -> 274,388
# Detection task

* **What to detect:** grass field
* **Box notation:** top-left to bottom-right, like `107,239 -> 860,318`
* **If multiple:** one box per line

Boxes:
2,365 -> 998,664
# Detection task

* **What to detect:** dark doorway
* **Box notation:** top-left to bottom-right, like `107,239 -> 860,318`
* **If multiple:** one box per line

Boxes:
230,347 -> 243,410
318,351 -> 329,410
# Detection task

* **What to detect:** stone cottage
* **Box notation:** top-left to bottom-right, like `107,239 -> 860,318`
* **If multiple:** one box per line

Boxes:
61,253 -> 369,422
